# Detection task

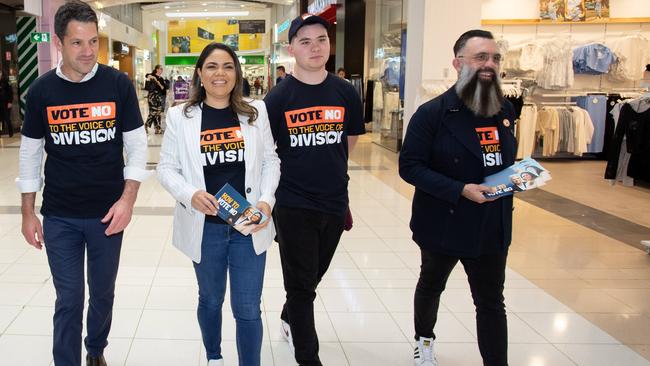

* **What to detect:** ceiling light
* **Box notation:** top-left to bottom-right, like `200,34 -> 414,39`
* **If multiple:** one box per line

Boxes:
201,2 -> 207,5
166,11 -> 249,18
164,5 -> 170,8
240,4 -> 245,7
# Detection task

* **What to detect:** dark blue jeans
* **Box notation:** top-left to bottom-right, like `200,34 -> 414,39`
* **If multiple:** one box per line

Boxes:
42,216 -> 123,366
193,223 -> 266,366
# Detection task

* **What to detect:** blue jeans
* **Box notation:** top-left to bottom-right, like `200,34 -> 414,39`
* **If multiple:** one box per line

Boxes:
42,216 -> 123,366
193,223 -> 266,365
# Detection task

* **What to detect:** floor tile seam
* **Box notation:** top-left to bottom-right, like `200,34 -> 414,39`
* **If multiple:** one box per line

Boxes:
125,248 -> 165,366
515,311 -> 623,347
534,288 -> 640,314
0,304 -> 24,336
344,235 -> 413,346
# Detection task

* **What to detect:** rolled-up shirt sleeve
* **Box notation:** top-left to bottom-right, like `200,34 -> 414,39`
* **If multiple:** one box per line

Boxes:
123,126 -> 152,182
16,136 -> 45,193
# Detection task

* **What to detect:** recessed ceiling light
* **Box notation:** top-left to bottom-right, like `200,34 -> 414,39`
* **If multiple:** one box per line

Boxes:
164,5 -> 170,8
201,2 -> 207,5
166,11 -> 250,18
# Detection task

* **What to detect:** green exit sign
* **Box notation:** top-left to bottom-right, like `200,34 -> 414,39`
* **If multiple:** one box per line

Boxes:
30,32 -> 50,43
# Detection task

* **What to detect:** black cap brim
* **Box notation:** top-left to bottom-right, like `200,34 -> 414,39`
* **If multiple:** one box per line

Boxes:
288,14 -> 330,42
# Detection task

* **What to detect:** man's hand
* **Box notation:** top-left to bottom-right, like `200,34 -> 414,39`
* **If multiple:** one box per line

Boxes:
191,190 -> 219,216
22,212 -> 44,249
461,184 -> 496,204
7,102 -> 12,109
21,193 -> 43,249
250,201 -> 272,233
102,198 -> 134,236
102,180 -> 140,236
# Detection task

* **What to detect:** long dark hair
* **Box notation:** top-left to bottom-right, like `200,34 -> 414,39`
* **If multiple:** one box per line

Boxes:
183,43 -> 258,123
152,64 -> 162,75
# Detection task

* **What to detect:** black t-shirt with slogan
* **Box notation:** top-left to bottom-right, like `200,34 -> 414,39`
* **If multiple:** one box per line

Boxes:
475,116 -> 505,254
200,104 -> 246,224
264,74 -> 365,216
22,64 -> 143,218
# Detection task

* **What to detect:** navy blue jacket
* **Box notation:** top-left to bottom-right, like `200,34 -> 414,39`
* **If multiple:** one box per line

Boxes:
399,87 -> 517,258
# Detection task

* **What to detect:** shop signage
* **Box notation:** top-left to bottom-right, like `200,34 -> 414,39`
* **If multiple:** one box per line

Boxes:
239,20 -> 265,34
29,32 -> 50,43
165,55 -> 265,66
308,0 -> 337,15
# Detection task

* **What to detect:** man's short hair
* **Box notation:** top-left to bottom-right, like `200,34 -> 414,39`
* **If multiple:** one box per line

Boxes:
54,0 -> 98,42
453,29 -> 494,56
277,65 -> 285,72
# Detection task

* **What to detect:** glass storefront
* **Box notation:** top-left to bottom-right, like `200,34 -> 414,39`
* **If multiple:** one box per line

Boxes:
365,0 -> 407,152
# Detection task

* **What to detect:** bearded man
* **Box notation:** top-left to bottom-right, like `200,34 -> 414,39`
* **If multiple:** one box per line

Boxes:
399,29 -> 516,366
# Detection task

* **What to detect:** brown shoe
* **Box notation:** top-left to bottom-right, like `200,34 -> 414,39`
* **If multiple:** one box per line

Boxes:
86,354 -> 107,366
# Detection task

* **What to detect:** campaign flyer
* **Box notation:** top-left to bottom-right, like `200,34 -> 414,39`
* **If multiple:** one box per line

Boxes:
482,158 -> 552,198
214,183 -> 267,235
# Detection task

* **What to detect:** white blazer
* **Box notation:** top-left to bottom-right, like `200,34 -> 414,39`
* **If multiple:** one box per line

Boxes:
157,99 -> 280,263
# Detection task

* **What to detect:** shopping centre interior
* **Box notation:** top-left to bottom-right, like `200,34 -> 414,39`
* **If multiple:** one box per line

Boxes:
0,0 -> 650,365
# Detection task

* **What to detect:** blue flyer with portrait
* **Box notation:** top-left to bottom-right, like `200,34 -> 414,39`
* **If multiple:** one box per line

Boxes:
482,158 -> 552,198
215,183 -> 268,236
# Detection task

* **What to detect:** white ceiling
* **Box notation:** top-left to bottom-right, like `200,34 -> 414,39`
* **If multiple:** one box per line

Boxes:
92,0 -> 291,22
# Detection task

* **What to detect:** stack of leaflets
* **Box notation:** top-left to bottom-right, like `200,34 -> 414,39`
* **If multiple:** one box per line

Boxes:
482,158 -> 552,198
214,183 -> 268,235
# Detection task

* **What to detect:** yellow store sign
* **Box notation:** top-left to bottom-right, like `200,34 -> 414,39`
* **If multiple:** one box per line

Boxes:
168,19 -> 263,53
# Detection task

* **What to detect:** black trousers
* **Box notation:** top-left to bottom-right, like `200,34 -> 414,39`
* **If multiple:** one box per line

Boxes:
0,107 -> 12,136
274,205 -> 345,366
414,248 -> 508,366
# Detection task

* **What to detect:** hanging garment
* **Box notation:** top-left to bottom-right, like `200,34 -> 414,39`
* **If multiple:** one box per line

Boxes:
381,91 -> 400,130
605,99 -> 650,182
537,39 -> 574,90
573,95 -> 607,153
516,104 -> 538,159
607,35 -> 650,81
364,80 -> 375,123
572,43 -> 616,75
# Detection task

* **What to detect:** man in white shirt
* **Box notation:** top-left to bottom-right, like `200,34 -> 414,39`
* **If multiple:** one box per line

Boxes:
16,2 -> 148,365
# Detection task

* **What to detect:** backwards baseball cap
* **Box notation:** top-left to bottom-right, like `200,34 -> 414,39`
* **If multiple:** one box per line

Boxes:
288,13 -> 330,42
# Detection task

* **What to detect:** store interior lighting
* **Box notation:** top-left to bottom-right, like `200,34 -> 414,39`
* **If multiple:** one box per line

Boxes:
166,11 -> 249,18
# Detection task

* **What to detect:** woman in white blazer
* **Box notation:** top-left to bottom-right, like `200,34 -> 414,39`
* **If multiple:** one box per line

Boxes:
157,43 -> 280,366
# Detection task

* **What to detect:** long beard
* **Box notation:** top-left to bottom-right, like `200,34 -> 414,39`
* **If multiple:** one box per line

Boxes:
455,65 -> 504,117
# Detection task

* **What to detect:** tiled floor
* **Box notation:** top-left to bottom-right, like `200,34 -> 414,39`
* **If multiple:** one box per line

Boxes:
1,128 -> 650,365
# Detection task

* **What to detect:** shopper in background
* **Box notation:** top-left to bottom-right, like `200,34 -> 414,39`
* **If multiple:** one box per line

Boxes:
16,1 -> 148,365
276,65 -> 287,85
157,42 -> 280,366
145,64 -> 166,134
243,77 -> 251,97
337,67 -> 348,80
264,13 -> 365,366
399,29 -> 515,366
0,68 -> 13,137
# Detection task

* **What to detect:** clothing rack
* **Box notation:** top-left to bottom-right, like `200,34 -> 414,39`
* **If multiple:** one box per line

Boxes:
540,102 -> 577,106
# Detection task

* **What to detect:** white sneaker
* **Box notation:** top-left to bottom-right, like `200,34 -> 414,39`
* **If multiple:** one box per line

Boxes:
414,337 -> 438,366
280,319 -> 295,355
207,359 -> 224,366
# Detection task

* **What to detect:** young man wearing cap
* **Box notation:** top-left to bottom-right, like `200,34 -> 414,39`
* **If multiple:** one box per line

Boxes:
264,14 -> 365,366
16,2 -> 148,365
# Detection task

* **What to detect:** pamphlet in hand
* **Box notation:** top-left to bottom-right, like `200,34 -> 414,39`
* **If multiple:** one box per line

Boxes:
482,158 -> 552,198
215,183 -> 267,236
